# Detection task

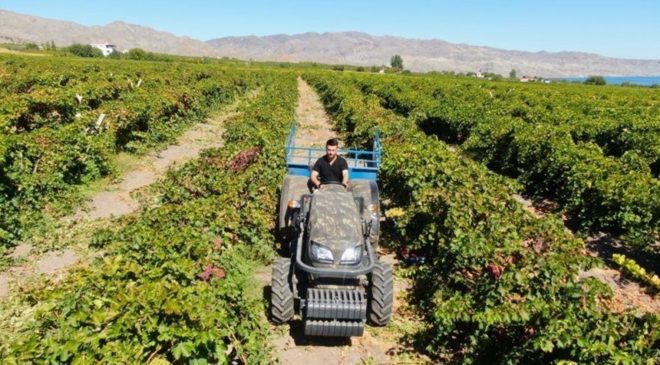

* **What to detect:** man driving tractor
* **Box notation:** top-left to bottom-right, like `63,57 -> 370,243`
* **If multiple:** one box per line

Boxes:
310,138 -> 349,190
272,123 -> 391,337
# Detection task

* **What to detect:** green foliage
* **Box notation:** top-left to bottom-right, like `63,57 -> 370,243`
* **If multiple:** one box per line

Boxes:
66,43 -> 104,58
23,43 -> 40,51
347,72 -> 659,252
390,54 -> 404,71
509,69 -> 517,79
584,75 -> 607,85
126,48 -> 149,60
484,72 -> 504,81
107,50 -> 122,59
1,72 -> 298,363
1,50 -> 657,364
0,55 -> 262,249
305,72 -> 660,364
612,254 -> 660,290
43,41 -> 57,51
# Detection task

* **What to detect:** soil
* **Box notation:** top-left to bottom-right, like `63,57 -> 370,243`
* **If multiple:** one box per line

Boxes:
293,78 -> 336,148
578,267 -> 659,314
0,275 -> 8,298
35,249 -> 80,275
7,243 -> 32,259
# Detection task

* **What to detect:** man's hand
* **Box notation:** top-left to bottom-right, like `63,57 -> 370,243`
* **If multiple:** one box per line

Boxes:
311,170 -> 322,190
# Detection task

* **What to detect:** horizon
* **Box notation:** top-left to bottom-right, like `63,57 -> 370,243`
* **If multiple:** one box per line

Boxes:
1,0 -> 659,60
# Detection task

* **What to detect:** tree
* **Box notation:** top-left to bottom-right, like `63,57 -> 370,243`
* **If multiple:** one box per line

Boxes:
41,41 -> 53,51
23,43 -> 39,51
509,69 -> 517,79
584,75 -> 607,85
66,43 -> 103,58
390,54 -> 403,71
127,48 -> 148,60
42,40 -> 57,51
107,50 -> 122,59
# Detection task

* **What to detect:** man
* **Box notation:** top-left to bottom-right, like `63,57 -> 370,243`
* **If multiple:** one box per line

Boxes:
310,138 -> 349,191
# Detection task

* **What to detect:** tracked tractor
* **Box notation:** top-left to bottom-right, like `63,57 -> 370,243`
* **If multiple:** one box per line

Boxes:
270,123 -> 393,337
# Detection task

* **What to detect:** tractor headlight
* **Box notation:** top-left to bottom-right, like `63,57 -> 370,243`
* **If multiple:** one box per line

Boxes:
340,245 -> 363,264
311,243 -> 334,263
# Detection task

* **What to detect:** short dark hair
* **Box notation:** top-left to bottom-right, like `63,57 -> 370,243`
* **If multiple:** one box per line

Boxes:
326,138 -> 339,147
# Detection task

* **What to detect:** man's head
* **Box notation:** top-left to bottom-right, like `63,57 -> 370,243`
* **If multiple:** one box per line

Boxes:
325,138 -> 339,159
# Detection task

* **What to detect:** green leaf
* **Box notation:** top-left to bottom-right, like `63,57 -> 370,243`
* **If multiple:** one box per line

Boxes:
172,341 -> 195,360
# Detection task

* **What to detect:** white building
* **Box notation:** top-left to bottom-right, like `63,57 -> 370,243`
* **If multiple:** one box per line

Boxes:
91,43 -> 118,57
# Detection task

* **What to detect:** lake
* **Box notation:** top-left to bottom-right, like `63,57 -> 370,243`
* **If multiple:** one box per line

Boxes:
557,76 -> 660,86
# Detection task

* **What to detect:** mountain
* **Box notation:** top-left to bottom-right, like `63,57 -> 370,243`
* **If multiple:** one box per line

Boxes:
207,32 -> 660,77
0,9 -> 218,57
2,8 -> 660,77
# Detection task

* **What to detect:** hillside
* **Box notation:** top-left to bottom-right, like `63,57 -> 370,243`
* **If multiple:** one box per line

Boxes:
0,9 -> 217,57
207,32 -> 660,77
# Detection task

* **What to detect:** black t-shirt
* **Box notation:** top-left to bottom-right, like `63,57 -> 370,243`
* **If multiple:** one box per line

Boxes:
312,155 -> 348,184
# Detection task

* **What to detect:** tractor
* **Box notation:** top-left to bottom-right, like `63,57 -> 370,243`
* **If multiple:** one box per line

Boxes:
270,123 -> 393,337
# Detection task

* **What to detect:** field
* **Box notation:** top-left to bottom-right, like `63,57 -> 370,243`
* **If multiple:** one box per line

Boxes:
0,53 -> 658,364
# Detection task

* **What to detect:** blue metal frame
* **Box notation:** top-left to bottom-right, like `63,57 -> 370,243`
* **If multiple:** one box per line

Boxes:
285,122 -> 380,181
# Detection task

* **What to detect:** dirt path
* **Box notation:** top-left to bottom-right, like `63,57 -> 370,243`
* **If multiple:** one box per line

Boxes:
76,112 -> 234,220
0,93 -> 253,300
293,78 -> 336,148
258,78 -> 428,364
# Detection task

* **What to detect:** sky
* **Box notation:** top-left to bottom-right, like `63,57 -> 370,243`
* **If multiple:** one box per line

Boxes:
1,0 -> 659,59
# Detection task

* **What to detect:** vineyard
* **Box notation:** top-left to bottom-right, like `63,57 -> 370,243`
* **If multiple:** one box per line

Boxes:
0,56 -> 261,255
347,73 -> 659,252
0,53 -> 658,364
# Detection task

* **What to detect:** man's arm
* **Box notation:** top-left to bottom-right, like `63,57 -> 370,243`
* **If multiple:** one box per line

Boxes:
342,169 -> 349,187
340,158 -> 349,187
310,159 -> 322,188
311,170 -> 321,188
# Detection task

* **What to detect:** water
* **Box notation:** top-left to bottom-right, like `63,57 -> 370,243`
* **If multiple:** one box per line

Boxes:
557,76 -> 660,86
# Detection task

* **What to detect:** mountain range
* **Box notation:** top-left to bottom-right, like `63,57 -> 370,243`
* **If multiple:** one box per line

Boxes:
2,8 -> 659,77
